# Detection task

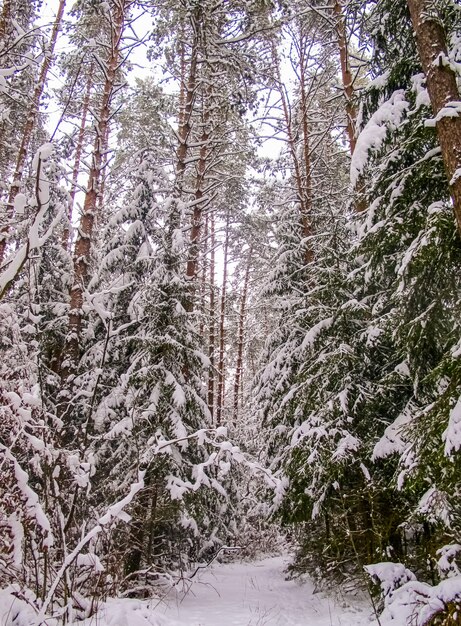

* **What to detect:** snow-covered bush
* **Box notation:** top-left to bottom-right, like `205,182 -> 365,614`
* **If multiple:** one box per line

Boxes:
366,559 -> 461,625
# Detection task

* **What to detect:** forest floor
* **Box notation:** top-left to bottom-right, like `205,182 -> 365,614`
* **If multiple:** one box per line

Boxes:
92,555 -> 378,626
0,556 -> 378,625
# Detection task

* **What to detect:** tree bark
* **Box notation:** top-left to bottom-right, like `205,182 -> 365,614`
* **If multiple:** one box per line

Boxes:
175,8 -> 200,194
407,0 -> 461,236
62,67 -> 94,250
333,0 -> 357,155
232,247 -> 252,425
199,212 -> 209,339
186,103 -> 210,288
216,211 -> 230,427
163,6 -> 201,274
62,0 -> 127,378
298,28 -> 314,262
96,115 -> 111,212
207,213 -> 216,419
0,0 -> 66,264
0,0 -> 11,48
271,37 -> 313,263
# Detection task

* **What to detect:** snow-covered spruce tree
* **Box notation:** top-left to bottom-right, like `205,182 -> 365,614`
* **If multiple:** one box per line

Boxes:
352,0 -> 461,583
83,166 -> 256,587
362,0 -> 461,584
75,0 -> 266,580
262,0 -> 461,589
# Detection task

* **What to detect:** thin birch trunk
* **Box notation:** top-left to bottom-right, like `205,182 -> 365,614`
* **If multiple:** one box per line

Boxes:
407,0 -> 461,237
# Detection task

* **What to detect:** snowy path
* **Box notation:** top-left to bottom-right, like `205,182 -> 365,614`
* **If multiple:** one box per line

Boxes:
157,556 -> 376,626
0,556 -> 378,625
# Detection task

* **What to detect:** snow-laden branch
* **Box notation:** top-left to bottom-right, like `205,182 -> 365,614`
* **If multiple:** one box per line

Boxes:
34,471 -> 145,624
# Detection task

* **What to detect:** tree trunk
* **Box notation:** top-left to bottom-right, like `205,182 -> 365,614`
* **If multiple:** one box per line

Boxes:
333,0 -> 357,155
186,102 -> 210,289
407,0 -> 461,237
232,247 -> 252,425
0,0 -> 11,48
207,213 -> 216,420
175,8 -> 200,194
199,212 -> 209,339
62,67 -> 94,250
96,117 -> 111,212
298,29 -> 314,263
163,6 -> 201,273
333,1 -> 367,213
0,0 -> 66,264
216,211 -> 230,427
63,0 -> 127,378
271,38 -> 313,263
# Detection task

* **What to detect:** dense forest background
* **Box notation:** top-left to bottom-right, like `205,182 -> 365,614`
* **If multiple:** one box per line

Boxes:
1,0 -> 461,623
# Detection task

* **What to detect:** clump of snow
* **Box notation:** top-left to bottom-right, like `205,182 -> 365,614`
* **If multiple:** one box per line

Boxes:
332,433 -> 360,460
372,409 -> 411,460
13,193 -> 27,215
300,317 -> 333,350
411,73 -> 431,109
376,571 -> 461,626
365,561 -> 416,600
437,544 -> 461,578
417,487 -> 451,527
425,101 -> 461,128
444,395 -> 461,456
76,552 -> 104,572
351,90 -> 409,186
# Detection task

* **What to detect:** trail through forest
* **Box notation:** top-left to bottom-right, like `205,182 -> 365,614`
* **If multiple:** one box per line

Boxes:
120,556 -> 375,626
0,555 -> 377,625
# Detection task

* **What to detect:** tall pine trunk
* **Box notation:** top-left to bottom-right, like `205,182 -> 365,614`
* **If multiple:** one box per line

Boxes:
62,67 -> 94,250
216,211 -> 230,426
407,0 -> 461,236
271,37 -> 313,263
298,28 -> 314,263
62,0 -> 128,379
0,0 -> 11,46
232,247 -> 252,424
333,0 -> 357,155
186,105 -> 210,286
208,213 -> 216,420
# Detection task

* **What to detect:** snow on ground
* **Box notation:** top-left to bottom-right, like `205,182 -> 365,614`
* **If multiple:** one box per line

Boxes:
157,555 -> 377,626
0,556 -> 377,625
